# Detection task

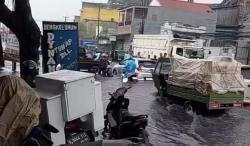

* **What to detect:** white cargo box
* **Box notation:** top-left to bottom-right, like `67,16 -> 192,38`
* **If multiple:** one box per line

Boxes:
36,70 -> 96,122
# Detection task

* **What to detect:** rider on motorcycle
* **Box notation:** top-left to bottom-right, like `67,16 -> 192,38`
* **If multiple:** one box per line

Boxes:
99,53 -> 110,76
122,54 -> 137,81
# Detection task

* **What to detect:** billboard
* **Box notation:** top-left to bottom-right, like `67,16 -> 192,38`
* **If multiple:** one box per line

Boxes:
2,32 -> 20,62
42,21 -> 79,73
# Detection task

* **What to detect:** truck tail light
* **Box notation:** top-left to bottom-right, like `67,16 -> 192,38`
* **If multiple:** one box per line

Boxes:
233,101 -> 242,107
210,101 -> 220,108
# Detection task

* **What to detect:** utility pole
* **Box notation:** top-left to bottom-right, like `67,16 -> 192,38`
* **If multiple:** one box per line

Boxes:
97,4 -> 100,46
64,16 -> 69,22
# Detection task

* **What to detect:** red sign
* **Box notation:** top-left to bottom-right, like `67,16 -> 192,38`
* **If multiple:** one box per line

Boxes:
118,25 -> 132,35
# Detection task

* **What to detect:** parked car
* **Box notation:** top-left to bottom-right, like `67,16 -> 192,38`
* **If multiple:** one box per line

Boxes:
112,58 -> 156,80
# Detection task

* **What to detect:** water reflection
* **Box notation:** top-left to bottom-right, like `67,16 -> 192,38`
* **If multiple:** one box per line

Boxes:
98,76 -> 250,146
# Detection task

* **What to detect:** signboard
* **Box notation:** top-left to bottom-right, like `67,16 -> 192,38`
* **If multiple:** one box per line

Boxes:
42,21 -> 79,73
3,33 -> 20,62
79,40 -> 96,48
109,35 -> 116,41
118,25 -> 132,35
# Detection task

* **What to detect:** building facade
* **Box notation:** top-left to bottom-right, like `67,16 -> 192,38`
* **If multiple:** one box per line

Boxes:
117,0 -> 217,50
78,2 -> 121,52
211,0 -> 250,64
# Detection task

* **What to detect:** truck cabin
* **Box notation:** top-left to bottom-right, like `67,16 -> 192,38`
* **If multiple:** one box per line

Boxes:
171,46 -> 204,59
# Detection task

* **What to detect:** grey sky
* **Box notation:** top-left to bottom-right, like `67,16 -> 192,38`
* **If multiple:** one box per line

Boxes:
27,0 -> 223,26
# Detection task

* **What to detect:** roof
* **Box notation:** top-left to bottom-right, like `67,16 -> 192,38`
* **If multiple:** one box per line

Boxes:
150,0 -> 213,13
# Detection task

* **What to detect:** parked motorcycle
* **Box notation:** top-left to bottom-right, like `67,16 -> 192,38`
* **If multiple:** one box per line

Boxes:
103,87 -> 152,146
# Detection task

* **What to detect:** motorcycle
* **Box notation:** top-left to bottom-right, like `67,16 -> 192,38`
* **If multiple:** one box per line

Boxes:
101,65 -> 113,77
103,87 -> 152,146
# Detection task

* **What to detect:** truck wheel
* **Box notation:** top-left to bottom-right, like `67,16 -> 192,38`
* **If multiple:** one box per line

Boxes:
183,101 -> 195,115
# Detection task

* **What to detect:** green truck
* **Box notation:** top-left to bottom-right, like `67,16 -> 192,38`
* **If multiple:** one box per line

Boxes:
152,58 -> 244,113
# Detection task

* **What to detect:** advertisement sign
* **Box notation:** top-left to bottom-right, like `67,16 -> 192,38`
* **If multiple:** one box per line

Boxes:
3,33 -> 20,62
79,40 -> 96,48
42,21 -> 79,73
118,25 -> 132,35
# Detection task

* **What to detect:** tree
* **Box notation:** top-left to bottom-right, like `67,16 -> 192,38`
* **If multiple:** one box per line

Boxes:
0,0 -> 41,87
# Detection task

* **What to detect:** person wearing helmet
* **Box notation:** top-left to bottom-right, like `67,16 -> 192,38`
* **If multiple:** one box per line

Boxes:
122,55 -> 137,81
99,53 -> 110,76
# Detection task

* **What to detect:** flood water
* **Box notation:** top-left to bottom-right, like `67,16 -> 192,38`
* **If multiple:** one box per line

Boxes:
98,76 -> 250,146
3,60 -> 250,146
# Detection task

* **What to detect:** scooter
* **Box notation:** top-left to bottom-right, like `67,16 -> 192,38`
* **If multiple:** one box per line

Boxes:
103,87 -> 152,146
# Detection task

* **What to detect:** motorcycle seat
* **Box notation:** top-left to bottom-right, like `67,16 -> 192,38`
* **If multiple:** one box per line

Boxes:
124,113 -> 148,121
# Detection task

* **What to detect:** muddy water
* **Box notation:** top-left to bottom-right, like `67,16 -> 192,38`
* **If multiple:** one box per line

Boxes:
98,76 -> 250,146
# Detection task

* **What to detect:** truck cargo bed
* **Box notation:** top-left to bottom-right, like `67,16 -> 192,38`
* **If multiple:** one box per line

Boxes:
166,83 -> 244,110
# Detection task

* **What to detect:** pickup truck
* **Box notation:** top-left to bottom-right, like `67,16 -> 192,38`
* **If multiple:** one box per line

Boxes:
79,49 -> 100,73
152,57 -> 244,113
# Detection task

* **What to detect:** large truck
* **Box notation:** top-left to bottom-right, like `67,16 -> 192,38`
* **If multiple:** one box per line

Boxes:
132,34 -> 204,59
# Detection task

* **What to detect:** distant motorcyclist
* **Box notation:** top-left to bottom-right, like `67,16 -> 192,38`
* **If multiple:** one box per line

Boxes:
99,53 -> 110,76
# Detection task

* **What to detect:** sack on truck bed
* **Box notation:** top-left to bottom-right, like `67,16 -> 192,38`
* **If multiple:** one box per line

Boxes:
0,75 -> 41,146
168,58 -> 244,95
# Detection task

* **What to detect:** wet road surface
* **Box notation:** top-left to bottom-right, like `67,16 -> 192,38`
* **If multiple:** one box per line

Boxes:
97,76 -> 250,146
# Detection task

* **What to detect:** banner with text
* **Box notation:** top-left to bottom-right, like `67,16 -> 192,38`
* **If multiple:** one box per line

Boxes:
42,21 -> 79,73
2,32 -> 20,62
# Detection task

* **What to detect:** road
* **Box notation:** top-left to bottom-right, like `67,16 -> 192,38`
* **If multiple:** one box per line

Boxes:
98,76 -> 250,146
2,62 -> 250,146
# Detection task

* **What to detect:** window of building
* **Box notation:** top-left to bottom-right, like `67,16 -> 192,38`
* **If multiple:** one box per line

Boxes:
223,48 -> 229,53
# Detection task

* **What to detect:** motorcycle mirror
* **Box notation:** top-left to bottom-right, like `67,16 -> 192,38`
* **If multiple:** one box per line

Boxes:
43,124 -> 59,133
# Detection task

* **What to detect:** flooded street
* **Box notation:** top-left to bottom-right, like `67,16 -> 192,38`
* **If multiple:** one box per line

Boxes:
3,61 -> 250,146
98,76 -> 250,146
